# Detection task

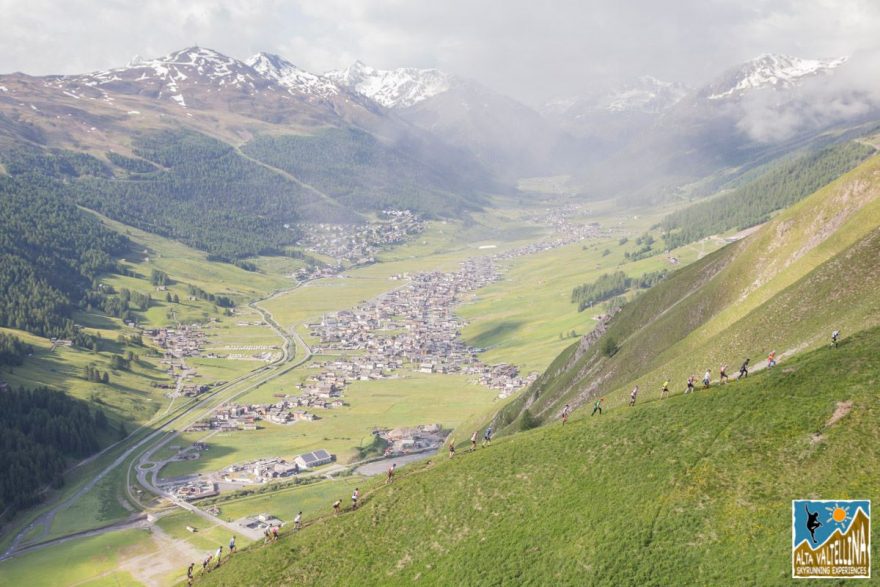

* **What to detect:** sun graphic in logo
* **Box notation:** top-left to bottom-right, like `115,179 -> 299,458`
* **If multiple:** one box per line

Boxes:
824,503 -> 851,529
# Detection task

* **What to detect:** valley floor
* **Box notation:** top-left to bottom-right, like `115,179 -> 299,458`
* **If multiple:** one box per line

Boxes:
1,195 -> 701,585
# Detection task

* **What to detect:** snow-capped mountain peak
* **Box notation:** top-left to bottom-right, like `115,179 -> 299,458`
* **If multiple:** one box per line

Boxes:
604,75 -> 689,113
245,52 -> 338,98
325,62 -> 452,108
56,46 -> 267,108
542,75 -> 689,118
706,53 -> 848,100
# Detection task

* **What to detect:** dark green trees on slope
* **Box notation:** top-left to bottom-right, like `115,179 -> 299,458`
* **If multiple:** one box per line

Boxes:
661,141 -> 875,248
0,332 -> 32,368
0,175 -> 127,338
242,128 -> 493,217
0,386 -> 108,516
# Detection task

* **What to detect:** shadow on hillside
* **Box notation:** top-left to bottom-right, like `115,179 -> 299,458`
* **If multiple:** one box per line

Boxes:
468,320 -> 525,348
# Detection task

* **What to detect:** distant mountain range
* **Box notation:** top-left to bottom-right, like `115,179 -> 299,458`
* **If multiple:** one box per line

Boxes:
550,53 -> 874,200
1,46 -> 874,209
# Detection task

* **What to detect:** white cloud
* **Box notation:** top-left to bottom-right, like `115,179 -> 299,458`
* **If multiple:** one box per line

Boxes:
0,0 -> 878,104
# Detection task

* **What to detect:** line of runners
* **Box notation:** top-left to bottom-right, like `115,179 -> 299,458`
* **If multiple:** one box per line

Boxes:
186,329 -> 844,582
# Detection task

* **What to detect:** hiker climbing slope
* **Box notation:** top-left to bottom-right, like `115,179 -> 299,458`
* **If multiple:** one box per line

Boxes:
738,358 -> 750,379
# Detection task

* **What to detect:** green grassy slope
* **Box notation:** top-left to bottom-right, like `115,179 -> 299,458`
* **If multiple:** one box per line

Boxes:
197,326 -> 880,586
499,152 -> 880,428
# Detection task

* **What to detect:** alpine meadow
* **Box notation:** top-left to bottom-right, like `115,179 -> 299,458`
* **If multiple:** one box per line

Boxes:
1,2 -> 879,586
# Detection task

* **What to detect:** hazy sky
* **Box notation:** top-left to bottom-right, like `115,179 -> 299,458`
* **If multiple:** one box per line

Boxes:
1,0 -> 878,105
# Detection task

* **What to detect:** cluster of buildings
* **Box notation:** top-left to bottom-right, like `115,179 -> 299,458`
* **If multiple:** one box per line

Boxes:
304,257 -> 535,397
184,399 -> 325,432
170,480 -> 218,501
207,450 -> 334,486
147,324 -> 209,398
298,210 -> 424,267
376,424 -> 448,456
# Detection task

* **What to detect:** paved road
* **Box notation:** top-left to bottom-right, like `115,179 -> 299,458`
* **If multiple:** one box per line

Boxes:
1,284 -> 309,561
354,451 -> 438,476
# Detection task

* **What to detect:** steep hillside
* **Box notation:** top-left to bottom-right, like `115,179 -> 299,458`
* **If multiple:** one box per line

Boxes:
240,127 -> 494,217
197,326 -> 880,585
500,151 -> 880,429
660,140 -> 876,248
0,174 -> 127,337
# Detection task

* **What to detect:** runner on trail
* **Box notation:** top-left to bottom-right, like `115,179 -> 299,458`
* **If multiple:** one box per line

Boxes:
215,546 -> 223,568
660,380 -> 670,399
738,358 -> 750,379
561,404 -> 571,425
351,487 -> 360,510
719,364 -> 729,384
685,375 -> 695,394
470,430 -> 478,451
831,330 -> 840,348
767,350 -> 777,368
294,511 -> 302,531
702,369 -> 711,389
202,555 -> 211,572
386,463 -> 396,484
629,386 -> 639,406
482,427 -> 493,447
271,526 -> 279,541
333,499 -> 341,515
448,438 -> 456,458
591,398 -> 604,415
229,535 -> 236,554
263,527 -> 271,543
187,562 -> 194,581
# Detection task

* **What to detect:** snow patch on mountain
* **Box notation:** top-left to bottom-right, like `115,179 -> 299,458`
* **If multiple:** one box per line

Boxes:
56,47 -> 266,108
604,76 -> 689,113
707,54 -> 848,100
325,61 -> 451,108
543,76 -> 688,120
245,53 -> 338,98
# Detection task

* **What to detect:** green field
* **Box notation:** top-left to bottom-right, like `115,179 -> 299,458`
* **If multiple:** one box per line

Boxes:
197,325 -> 880,586
0,325 -> 170,428
159,372 -> 497,478
207,477 -> 364,524
458,230 -> 717,374
0,529 -> 153,586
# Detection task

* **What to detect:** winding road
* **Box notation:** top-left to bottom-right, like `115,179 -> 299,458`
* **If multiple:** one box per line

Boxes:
1,282 -> 312,561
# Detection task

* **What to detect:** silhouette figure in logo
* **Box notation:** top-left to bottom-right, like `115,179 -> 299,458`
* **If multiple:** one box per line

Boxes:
805,504 -> 823,544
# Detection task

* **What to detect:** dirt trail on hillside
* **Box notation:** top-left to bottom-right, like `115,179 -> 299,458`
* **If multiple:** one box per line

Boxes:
825,400 -> 853,427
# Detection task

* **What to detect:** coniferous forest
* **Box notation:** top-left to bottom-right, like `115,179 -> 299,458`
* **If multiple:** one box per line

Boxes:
660,141 -> 875,248
0,175 -> 127,338
0,386 -> 108,515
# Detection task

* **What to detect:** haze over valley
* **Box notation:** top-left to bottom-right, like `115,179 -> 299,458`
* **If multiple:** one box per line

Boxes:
1,2 -> 879,585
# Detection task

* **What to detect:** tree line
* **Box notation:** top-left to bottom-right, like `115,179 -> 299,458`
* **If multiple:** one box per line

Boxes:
572,270 -> 668,312
241,128 -> 491,218
0,173 -> 128,339
0,331 -> 32,368
0,386 -> 109,515
660,141 -> 876,249
74,130 -> 310,260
